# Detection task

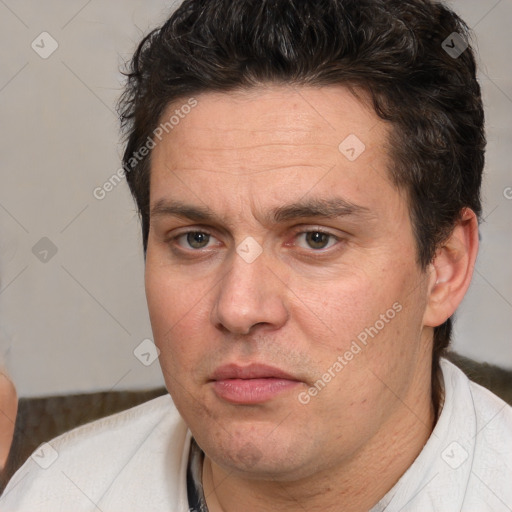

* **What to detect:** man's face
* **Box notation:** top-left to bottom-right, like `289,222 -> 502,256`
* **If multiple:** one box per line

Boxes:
146,86 -> 433,480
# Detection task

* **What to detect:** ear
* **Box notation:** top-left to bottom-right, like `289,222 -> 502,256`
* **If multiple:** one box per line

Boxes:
423,208 -> 479,328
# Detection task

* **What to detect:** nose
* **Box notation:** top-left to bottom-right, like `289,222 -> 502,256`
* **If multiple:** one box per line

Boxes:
211,249 -> 289,335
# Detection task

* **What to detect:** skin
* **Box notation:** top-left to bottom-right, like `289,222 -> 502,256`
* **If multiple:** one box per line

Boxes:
0,372 -> 17,472
145,85 -> 478,512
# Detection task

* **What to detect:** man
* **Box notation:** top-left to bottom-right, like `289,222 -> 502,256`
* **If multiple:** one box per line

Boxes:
1,0 -> 511,510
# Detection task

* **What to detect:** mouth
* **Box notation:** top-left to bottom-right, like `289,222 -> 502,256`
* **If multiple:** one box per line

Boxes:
209,363 -> 302,404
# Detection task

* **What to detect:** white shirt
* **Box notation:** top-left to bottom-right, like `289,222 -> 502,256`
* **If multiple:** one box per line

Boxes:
1,359 -> 511,511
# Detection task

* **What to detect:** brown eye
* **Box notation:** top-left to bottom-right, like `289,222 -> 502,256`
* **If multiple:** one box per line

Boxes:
306,232 -> 328,249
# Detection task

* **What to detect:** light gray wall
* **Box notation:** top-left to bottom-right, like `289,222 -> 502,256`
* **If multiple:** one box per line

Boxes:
0,0 -> 510,398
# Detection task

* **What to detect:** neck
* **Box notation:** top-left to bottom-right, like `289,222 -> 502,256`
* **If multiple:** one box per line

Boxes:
202,365 -> 436,512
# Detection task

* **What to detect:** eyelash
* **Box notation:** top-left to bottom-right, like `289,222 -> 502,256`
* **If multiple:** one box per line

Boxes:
292,229 -> 339,251
173,230 -> 218,250
169,228 -> 343,254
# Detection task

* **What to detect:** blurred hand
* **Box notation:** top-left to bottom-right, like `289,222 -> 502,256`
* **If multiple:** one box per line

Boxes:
0,372 -> 17,471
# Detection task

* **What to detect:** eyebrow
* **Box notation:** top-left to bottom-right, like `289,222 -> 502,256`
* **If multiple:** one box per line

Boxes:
271,198 -> 372,223
150,200 -> 214,222
150,197 -> 373,224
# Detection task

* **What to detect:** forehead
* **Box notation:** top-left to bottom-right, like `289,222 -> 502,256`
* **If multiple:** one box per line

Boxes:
148,85 -> 402,221
156,85 -> 385,167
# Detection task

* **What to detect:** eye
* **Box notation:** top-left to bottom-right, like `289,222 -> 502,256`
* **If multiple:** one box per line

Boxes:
176,231 -> 214,249
296,231 -> 338,250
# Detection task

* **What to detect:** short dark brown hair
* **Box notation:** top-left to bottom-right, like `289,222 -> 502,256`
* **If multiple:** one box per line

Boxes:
118,0 -> 485,413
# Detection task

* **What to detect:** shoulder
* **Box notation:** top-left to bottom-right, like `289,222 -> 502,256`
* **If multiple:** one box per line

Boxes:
0,394 -> 190,511
441,357 -> 512,425
441,358 -> 512,509
38,393 -> 180,459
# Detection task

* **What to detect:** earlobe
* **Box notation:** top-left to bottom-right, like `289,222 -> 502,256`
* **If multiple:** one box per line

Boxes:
423,208 -> 479,327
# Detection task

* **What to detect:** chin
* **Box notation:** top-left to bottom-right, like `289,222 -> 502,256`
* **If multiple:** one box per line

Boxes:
194,420 -> 316,480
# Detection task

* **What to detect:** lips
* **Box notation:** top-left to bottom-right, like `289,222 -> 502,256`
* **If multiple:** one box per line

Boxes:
211,363 -> 297,381
210,364 -> 301,404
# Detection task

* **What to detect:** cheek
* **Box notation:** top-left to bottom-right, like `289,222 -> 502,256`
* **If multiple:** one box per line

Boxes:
289,262 -> 421,378
289,272 -> 389,342
145,265 -> 212,362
